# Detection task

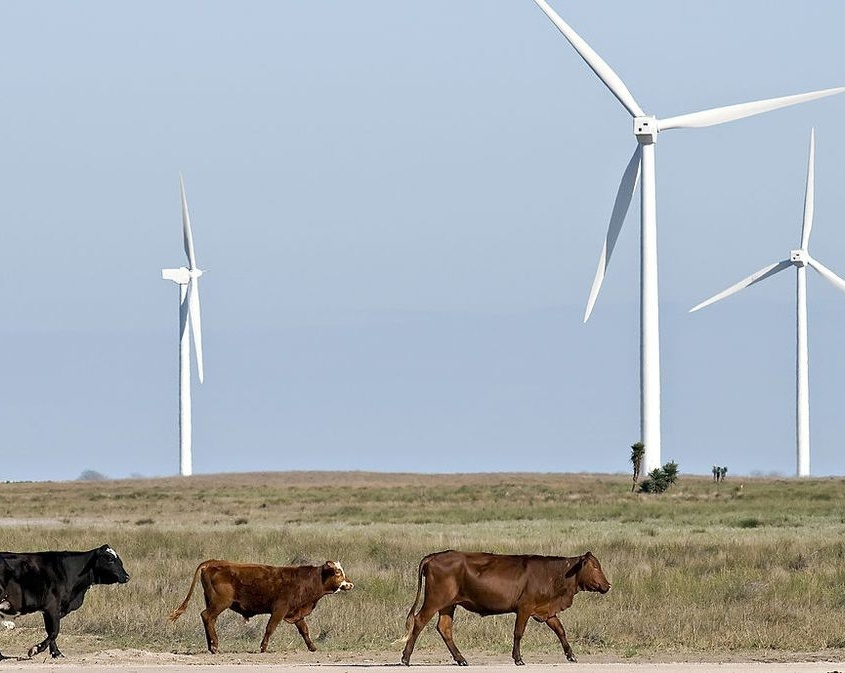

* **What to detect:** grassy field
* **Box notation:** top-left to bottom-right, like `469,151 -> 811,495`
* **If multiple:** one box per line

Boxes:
1,471 -> 844,662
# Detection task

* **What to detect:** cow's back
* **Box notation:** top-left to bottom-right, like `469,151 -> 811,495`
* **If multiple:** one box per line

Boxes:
423,551 -> 533,614
202,562 -> 279,615
201,561 -> 317,617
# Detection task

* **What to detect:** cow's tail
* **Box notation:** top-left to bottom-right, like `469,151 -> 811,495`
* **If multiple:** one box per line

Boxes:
401,554 -> 431,643
167,560 -> 211,623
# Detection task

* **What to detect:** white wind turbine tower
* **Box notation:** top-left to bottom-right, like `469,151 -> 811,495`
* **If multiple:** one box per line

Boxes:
162,175 -> 205,477
532,0 -> 844,473
691,130 -> 845,477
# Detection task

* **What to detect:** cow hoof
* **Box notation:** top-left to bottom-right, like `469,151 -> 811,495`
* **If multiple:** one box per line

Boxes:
457,660 -> 468,666
400,657 -> 410,666
51,652 -> 65,659
566,655 -> 577,663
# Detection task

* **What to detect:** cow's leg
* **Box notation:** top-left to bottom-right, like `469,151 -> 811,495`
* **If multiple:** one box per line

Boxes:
511,609 -> 531,666
294,618 -> 317,652
29,611 -> 62,658
259,610 -> 284,653
544,615 -> 576,662
200,607 -> 224,654
401,603 -> 439,666
435,606 -> 467,666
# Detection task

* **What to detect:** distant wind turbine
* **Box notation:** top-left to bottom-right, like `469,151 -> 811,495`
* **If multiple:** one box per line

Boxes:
691,130 -> 845,477
162,175 -> 205,477
532,0 -> 845,473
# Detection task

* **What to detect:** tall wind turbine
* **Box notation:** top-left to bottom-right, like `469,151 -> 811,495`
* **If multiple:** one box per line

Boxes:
532,0 -> 844,473
162,175 -> 205,477
691,130 -> 845,477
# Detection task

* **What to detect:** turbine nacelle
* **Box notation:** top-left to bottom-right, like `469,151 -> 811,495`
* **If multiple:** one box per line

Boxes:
162,267 -> 191,285
162,267 -> 204,285
634,116 -> 658,145
790,250 -> 809,267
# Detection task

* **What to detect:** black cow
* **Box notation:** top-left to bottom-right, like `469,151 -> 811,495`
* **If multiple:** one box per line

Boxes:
0,545 -> 130,659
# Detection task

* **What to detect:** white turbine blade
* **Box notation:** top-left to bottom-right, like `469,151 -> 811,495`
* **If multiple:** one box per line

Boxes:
189,278 -> 204,383
179,285 -> 190,340
180,174 -> 198,270
800,128 -> 815,250
533,0 -> 645,118
808,258 -> 845,295
690,260 -> 792,312
584,145 -> 641,322
658,87 -> 845,132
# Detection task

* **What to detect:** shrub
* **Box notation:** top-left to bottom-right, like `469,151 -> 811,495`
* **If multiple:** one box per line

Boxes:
638,461 -> 679,494
78,469 -> 108,481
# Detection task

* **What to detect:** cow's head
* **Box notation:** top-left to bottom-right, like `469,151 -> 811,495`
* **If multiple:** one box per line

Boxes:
90,545 -> 130,585
321,561 -> 354,593
570,551 -> 610,594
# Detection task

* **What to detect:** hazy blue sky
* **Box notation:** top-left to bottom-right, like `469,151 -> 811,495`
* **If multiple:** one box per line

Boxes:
2,1 -> 845,481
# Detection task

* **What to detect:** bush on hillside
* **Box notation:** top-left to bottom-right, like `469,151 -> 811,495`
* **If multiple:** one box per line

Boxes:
639,461 -> 679,494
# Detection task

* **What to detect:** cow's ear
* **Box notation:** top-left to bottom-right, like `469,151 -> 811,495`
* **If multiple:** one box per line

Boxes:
565,557 -> 585,578
584,551 -> 594,559
321,562 -> 333,578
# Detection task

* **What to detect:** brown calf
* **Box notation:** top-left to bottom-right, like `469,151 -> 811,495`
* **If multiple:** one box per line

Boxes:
401,550 -> 610,666
168,559 -> 353,653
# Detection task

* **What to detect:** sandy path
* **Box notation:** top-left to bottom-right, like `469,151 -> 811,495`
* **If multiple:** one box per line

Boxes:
0,665 -> 841,672
0,656 -> 842,673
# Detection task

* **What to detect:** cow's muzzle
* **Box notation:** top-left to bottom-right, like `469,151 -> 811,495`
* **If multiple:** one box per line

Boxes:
339,581 -> 354,591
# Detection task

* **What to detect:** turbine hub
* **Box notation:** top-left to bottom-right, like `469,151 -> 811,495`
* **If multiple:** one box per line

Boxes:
790,250 -> 808,267
634,116 -> 658,145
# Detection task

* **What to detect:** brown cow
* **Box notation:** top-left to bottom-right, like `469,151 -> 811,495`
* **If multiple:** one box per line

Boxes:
168,559 -> 353,654
401,550 -> 610,666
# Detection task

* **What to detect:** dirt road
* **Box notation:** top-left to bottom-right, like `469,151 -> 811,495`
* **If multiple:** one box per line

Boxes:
0,651 -> 842,673
1,664 -> 841,672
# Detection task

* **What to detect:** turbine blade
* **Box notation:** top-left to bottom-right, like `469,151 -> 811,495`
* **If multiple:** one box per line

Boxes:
584,145 -> 641,321
180,174 -> 198,270
690,260 -> 792,312
808,258 -> 845,295
800,128 -> 815,250
189,278 -> 204,383
658,87 -> 845,132
179,285 -> 190,341
533,0 -> 645,118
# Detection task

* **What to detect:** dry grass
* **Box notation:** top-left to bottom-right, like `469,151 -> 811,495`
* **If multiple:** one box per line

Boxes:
1,471 -> 844,661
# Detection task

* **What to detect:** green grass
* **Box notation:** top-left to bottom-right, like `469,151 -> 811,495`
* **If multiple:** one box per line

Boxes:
1,472 -> 844,661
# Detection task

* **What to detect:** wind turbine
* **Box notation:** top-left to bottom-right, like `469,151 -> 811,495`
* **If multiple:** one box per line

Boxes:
162,175 -> 205,477
690,130 -> 845,477
532,0 -> 844,473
